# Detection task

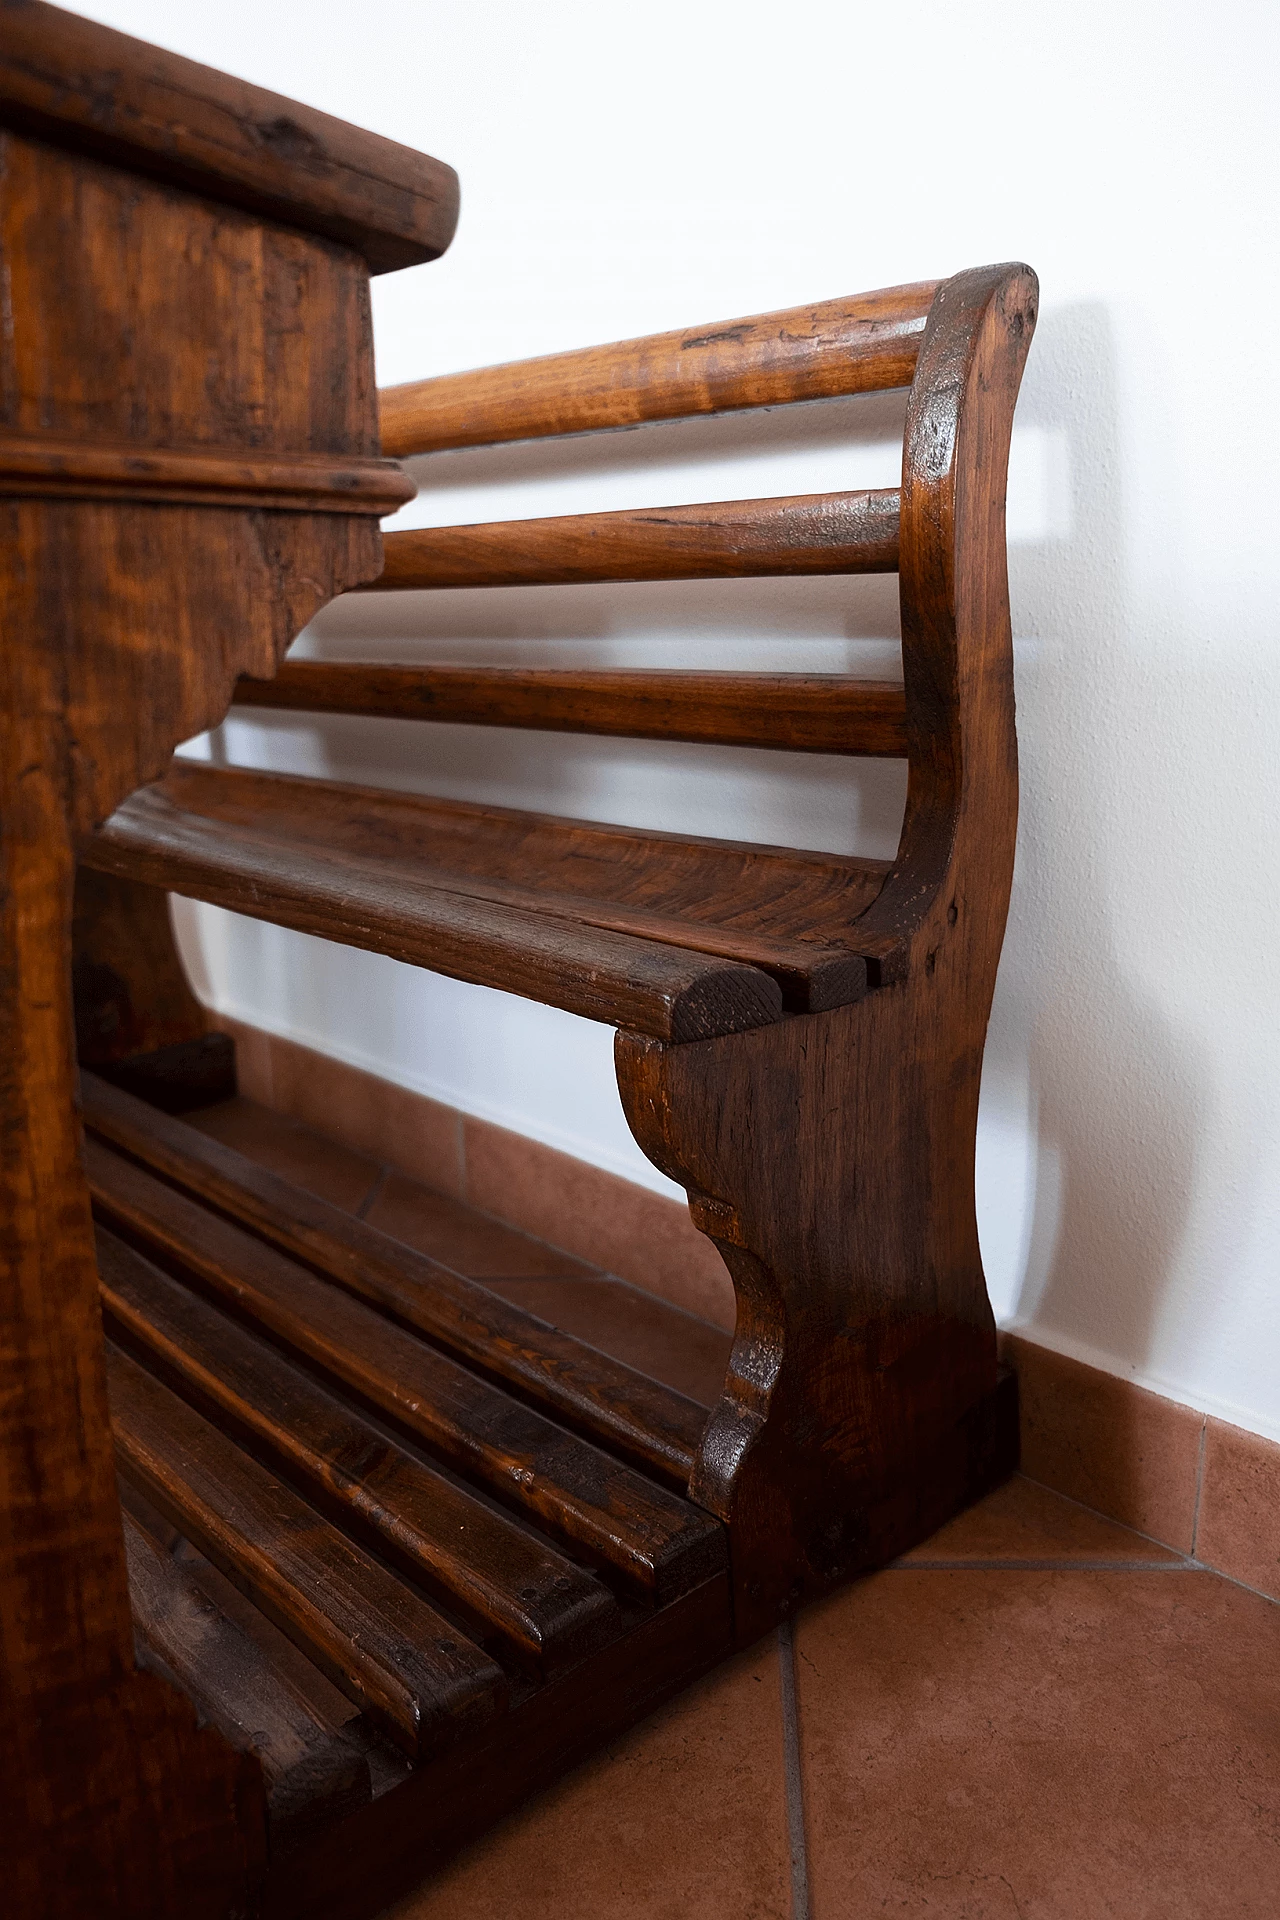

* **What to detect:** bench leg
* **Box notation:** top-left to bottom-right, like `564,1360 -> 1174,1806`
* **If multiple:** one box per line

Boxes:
617,986 -> 1017,1645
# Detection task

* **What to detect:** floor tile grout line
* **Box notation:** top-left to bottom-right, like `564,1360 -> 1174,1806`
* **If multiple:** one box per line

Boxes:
1190,1415 -> 1208,1557
777,1621 -> 811,1920
1182,1556 -> 1280,1608
1016,1473 -> 1195,1560
890,1558 -> 1197,1572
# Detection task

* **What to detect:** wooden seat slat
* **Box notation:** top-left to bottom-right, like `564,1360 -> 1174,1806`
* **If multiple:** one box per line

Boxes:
107,1342 -> 508,1759
123,1510 -> 375,1845
82,1075 -> 710,1488
233,664 -> 910,757
85,780 -> 785,1043
363,488 -> 899,590
378,282 -> 939,456
84,761 -> 892,1015
101,1229 -> 625,1676
87,1137 -> 729,1604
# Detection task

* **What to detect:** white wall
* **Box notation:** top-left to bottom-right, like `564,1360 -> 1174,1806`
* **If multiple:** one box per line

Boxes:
80,2 -> 1280,1439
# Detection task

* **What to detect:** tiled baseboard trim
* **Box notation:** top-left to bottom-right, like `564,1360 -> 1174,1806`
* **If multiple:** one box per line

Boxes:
218,1017 -> 1280,1607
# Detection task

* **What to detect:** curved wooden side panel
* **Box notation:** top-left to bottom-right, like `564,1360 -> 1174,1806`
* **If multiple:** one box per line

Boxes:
616,265 -> 1039,1641
0,124 -> 406,1915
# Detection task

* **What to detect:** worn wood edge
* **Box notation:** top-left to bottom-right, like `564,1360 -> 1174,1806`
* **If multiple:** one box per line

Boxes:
355,487 -> 901,588
232,664 -> 909,756
81,1071 -> 711,1488
101,1223 -> 628,1678
378,282 -> 940,455
122,1510 -> 376,1847
0,0 -> 460,272
84,786 -> 788,1042
90,759 -> 896,997
86,1130 -> 728,1606
0,433 -> 414,512
260,1572 -> 733,1920
107,1337 -> 510,1759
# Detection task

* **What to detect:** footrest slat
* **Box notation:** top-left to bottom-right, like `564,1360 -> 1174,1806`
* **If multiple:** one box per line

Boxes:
84,1073 -> 708,1489
108,1343 -> 507,1759
123,1511 -> 374,1846
102,1227 -> 623,1675
89,1135 -> 727,1604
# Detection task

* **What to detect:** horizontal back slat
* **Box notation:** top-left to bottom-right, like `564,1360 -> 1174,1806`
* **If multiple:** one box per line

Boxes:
234,665 -> 909,758
364,489 -> 898,590
378,282 -> 939,456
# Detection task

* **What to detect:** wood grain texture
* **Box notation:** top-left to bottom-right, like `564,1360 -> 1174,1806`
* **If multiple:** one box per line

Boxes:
615,264 -> 1038,1640
86,759 -> 889,1016
86,779 -> 786,1041
108,1340 -> 507,1758
379,281 -> 939,455
0,0 -> 459,271
0,433 -> 414,512
9,142 -> 1036,1908
86,1135 -> 728,1605
364,487 -> 899,588
123,1512 -> 374,1849
0,26 -> 452,1908
83,1073 -> 711,1488
234,662 -> 909,756
102,1227 -> 625,1675
73,868 -> 212,1068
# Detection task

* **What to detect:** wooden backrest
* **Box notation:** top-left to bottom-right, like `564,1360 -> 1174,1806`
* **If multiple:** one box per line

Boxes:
238,264 -> 1038,980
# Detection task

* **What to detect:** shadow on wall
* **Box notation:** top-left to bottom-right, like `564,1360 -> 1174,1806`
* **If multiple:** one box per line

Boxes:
990,301 -> 1210,1442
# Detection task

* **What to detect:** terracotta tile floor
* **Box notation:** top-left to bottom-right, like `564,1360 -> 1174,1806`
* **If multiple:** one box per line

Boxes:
185,1098 -> 1280,1918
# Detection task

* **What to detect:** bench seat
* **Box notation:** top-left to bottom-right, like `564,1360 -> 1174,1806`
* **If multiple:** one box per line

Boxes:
85,759 -> 893,1040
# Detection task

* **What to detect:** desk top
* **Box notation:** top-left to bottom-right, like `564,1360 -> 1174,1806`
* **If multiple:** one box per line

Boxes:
0,0 -> 458,272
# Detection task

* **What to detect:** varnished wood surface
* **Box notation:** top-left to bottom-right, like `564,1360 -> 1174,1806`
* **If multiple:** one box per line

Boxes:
2,82 -> 1035,1902
616,264 -> 1037,1640
83,1075 -> 711,1488
87,1134 -> 728,1604
0,433 -> 414,513
123,1511 -> 374,1848
85,760 -> 891,1017
0,1 -> 459,272
0,52 -> 433,1907
102,1227 -> 624,1675
364,487 -> 899,589
379,281 -> 939,455
86,780 -> 786,1042
234,662 -> 910,756
108,1340 -> 508,1758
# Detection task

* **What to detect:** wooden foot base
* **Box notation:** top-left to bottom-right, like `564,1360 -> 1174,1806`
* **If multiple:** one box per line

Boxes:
80,1074 -> 1020,1915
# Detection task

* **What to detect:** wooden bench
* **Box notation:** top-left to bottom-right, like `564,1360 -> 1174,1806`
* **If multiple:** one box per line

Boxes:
2,6 -> 1037,1914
